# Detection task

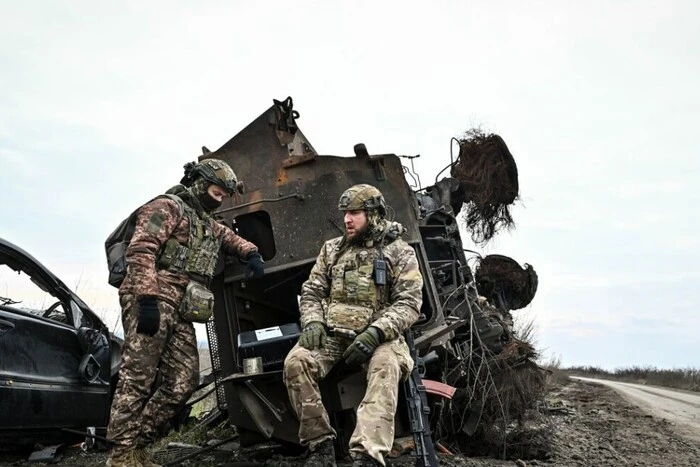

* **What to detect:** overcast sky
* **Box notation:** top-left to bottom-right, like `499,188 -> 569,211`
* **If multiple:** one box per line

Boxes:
1,1 -> 698,369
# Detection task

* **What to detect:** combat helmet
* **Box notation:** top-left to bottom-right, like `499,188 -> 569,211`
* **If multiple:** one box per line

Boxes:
183,159 -> 239,195
338,184 -> 386,216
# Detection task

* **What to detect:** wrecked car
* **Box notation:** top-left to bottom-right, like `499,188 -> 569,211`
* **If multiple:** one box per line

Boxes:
0,237 -> 122,446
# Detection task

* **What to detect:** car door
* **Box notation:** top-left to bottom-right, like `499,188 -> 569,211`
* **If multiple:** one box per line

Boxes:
0,241 -> 112,435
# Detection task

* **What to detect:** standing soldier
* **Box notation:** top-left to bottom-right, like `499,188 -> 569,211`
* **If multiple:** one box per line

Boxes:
283,184 -> 424,467
106,159 -> 265,467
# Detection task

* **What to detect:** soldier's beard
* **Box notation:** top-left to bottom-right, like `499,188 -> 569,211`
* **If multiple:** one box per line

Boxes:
346,225 -> 370,245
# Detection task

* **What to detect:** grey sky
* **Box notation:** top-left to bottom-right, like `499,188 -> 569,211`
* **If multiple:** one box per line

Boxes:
1,1 -> 698,369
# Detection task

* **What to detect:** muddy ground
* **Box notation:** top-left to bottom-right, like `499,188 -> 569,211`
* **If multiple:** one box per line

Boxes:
1,379 -> 699,466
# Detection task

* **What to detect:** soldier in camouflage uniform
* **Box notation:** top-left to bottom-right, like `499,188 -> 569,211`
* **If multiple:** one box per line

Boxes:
106,159 -> 265,467
283,184 -> 424,467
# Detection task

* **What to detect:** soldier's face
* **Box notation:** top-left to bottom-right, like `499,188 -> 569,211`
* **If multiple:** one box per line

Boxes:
207,184 -> 230,202
344,210 -> 367,239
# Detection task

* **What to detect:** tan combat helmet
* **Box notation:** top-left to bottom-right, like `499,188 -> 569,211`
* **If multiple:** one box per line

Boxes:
338,184 -> 387,217
193,159 -> 239,195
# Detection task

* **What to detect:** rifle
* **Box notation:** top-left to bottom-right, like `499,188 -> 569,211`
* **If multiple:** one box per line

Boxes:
403,328 -> 439,467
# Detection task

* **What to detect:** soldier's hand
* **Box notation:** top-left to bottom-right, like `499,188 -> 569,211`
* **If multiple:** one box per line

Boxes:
136,296 -> 160,336
343,326 -> 383,366
299,322 -> 327,350
245,252 -> 265,279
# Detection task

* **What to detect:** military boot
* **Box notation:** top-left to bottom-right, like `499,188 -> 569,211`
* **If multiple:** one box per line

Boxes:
133,448 -> 162,467
352,453 -> 382,467
105,450 -> 143,467
304,438 -> 337,467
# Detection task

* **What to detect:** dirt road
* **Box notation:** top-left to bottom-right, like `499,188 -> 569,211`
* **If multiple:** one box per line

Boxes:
3,379 -> 700,466
570,376 -> 700,444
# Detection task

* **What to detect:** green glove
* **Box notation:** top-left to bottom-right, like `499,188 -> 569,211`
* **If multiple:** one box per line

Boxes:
342,326 -> 383,366
298,322 -> 327,350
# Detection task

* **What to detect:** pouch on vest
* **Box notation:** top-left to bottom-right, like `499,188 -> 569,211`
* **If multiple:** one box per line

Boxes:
325,303 -> 373,333
178,281 -> 215,323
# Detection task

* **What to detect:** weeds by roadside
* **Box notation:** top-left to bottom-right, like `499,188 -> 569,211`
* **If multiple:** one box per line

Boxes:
565,365 -> 700,392
541,354 -> 569,388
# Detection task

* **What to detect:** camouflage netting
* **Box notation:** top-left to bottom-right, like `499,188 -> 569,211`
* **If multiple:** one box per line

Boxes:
475,255 -> 538,310
451,130 -> 519,243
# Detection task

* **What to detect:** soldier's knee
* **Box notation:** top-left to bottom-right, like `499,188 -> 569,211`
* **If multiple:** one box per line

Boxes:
283,345 -> 316,381
367,346 -> 400,379
284,345 -> 314,368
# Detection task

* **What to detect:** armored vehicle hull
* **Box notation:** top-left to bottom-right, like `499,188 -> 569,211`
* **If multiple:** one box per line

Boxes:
203,98 -> 540,456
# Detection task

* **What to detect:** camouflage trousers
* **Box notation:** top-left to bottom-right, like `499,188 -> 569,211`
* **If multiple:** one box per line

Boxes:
283,337 -> 412,466
107,294 -> 199,457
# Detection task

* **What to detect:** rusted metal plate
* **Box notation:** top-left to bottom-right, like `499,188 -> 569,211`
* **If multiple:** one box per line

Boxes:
280,153 -> 316,169
209,102 -> 422,274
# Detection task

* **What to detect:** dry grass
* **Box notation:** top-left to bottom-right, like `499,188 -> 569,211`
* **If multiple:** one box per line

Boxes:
513,314 -> 537,345
436,307 -> 551,461
565,365 -> 700,392
541,354 -> 568,388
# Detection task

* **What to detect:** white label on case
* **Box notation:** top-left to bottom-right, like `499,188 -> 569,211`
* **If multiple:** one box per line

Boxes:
255,326 -> 283,341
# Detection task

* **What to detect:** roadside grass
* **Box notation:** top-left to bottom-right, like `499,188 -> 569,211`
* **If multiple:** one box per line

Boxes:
541,354 -> 569,388
565,365 -> 700,392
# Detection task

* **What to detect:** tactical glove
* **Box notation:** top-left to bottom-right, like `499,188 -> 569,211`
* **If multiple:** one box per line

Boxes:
342,326 -> 383,366
136,296 -> 160,337
298,321 -> 327,350
245,252 -> 265,279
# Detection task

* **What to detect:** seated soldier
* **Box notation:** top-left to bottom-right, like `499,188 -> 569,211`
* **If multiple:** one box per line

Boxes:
283,184 -> 423,467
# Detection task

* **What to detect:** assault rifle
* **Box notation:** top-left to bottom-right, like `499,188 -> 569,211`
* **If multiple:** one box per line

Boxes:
403,328 -> 439,467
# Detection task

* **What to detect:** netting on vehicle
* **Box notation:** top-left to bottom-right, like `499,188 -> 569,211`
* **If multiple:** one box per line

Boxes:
475,255 -> 538,311
450,131 -> 519,243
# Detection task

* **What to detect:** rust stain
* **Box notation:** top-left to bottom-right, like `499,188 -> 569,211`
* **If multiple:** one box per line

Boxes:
276,168 -> 288,186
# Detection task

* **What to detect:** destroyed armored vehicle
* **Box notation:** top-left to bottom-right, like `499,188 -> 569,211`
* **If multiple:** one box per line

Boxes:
0,237 -> 122,445
199,98 -> 540,461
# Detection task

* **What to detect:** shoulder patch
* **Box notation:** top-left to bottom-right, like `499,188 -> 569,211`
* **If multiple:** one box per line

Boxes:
146,211 -> 166,233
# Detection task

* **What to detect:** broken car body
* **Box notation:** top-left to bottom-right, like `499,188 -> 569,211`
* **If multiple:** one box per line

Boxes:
0,238 -> 122,445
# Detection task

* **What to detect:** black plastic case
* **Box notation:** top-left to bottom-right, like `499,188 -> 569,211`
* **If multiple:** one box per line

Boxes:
236,323 -> 301,370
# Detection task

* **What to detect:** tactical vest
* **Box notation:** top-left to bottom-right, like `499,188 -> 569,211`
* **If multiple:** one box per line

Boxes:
156,204 -> 223,282
325,243 -> 391,333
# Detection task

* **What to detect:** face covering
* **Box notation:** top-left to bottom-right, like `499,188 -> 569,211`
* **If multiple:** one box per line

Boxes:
197,191 -> 223,211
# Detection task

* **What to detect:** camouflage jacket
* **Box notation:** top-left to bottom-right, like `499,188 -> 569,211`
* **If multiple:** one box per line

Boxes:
120,196 -> 258,307
299,220 -> 423,341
